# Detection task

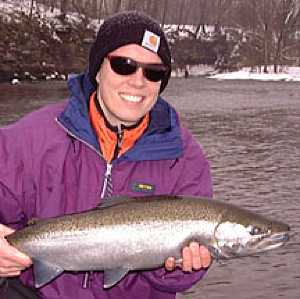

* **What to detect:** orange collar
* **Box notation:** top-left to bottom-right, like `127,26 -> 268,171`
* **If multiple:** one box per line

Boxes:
89,91 -> 149,162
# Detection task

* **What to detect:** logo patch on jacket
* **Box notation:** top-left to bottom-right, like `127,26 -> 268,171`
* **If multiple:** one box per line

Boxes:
132,182 -> 155,194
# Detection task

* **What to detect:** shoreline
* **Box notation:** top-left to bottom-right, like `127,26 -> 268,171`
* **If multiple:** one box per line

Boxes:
1,65 -> 300,86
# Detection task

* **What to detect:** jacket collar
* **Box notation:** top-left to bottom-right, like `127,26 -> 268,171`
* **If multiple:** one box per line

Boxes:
57,72 -> 183,161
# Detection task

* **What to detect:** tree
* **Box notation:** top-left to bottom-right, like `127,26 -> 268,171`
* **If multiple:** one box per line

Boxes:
29,0 -> 35,20
272,0 -> 300,71
234,0 -> 300,72
161,0 -> 169,26
60,0 -> 69,19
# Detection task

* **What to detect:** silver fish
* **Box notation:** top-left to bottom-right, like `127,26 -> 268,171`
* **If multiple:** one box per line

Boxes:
6,196 -> 290,288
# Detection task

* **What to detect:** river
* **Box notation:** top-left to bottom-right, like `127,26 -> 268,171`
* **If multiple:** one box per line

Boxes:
0,77 -> 299,299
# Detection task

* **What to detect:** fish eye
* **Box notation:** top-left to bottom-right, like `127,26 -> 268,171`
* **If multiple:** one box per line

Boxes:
248,226 -> 263,236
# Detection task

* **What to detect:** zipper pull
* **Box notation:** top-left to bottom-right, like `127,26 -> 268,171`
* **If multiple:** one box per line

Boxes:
100,163 -> 113,199
82,272 -> 93,288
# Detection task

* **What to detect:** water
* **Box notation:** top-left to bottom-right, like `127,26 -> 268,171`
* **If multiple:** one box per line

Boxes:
0,78 -> 299,298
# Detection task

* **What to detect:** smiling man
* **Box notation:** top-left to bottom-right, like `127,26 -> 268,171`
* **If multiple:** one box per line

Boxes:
0,11 -> 213,299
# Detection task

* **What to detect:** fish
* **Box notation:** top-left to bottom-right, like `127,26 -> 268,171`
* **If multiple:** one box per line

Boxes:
6,195 -> 290,289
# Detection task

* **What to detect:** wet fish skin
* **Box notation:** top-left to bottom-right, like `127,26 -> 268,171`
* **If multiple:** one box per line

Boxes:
6,195 -> 290,288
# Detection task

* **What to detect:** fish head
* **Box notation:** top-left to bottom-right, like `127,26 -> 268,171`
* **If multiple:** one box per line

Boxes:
213,209 -> 290,259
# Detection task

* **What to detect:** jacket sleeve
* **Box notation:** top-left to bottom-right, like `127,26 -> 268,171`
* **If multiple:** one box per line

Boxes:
141,267 -> 207,293
0,125 -> 32,229
141,126 -> 213,293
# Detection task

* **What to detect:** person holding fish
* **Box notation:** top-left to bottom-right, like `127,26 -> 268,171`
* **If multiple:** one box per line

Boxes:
0,11 -> 213,299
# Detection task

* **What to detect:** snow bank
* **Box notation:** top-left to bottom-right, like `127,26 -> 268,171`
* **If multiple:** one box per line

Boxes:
209,67 -> 300,82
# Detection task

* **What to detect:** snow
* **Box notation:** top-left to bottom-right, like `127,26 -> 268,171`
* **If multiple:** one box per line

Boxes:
209,67 -> 300,82
171,65 -> 216,78
0,0 -> 60,18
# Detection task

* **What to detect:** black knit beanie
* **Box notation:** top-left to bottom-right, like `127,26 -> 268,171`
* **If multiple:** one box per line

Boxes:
88,11 -> 171,93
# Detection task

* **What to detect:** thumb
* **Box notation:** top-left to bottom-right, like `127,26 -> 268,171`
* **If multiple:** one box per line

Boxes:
0,224 -> 15,237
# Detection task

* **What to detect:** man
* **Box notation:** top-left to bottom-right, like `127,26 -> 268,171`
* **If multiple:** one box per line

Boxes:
0,11 -> 213,299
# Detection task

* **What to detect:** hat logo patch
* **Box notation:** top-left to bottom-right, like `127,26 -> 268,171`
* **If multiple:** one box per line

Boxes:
142,30 -> 160,53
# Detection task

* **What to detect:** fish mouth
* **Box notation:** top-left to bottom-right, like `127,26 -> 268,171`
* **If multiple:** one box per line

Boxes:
251,231 -> 290,251
218,231 -> 291,259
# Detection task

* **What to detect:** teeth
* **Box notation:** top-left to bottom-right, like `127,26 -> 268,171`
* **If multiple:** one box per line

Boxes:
120,94 -> 142,103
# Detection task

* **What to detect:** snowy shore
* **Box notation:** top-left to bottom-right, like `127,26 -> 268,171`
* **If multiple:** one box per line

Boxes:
171,65 -> 300,82
209,66 -> 300,82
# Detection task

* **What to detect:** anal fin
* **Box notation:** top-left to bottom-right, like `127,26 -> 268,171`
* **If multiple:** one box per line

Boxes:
33,258 -> 64,288
103,267 -> 129,289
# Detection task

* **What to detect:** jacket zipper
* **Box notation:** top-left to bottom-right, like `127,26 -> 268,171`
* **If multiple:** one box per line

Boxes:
101,125 -> 123,199
100,162 -> 113,199
112,124 -> 124,161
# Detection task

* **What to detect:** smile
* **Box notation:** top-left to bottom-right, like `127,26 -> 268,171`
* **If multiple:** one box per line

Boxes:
120,93 -> 143,103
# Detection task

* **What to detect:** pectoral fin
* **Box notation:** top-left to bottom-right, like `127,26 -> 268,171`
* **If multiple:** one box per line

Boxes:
103,267 -> 129,288
33,259 -> 64,288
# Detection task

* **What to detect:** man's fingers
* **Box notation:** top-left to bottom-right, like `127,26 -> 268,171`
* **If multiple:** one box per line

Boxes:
0,269 -> 21,277
182,246 -> 192,272
199,245 -> 211,268
0,224 -> 32,277
164,244 -> 212,272
190,242 -> 202,270
0,245 -> 32,267
165,256 -> 175,271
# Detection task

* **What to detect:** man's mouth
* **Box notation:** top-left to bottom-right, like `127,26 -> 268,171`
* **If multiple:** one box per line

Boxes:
120,93 -> 143,103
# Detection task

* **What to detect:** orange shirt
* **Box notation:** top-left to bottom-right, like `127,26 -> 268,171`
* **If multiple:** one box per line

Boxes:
89,91 -> 149,162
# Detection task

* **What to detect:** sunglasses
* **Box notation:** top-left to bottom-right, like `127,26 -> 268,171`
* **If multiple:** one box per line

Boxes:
106,55 -> 168,82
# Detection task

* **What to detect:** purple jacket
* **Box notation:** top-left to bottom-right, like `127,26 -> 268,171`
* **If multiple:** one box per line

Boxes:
0,73 -> 213,299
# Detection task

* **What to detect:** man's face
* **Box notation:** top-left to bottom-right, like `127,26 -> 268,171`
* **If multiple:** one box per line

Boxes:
96,44 -> 163,126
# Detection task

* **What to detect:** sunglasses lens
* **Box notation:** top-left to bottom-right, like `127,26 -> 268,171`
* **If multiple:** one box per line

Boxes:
144,68 -> 167,82
109,57 -> 137,76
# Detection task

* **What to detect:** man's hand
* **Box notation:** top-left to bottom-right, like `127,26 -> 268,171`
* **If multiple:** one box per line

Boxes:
0,224 -> 32,277
165,242 -> 211,272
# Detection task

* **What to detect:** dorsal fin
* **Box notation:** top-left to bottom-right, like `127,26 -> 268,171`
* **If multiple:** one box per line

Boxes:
96,195 -> 184,209
97,196 -> 147,209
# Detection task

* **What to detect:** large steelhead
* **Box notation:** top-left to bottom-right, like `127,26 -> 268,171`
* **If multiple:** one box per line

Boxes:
6,196 -> 290,288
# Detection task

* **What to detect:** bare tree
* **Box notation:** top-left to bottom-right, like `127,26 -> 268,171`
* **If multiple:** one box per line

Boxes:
191,0 -> 216,37
60,0 -> 69,19
233,0 -> 300,72
102,0 -> 109,17
210,0 -> 235,29
29,0 -> 35,20
177,0 -> 187,28
147,0 -> 161,19
272,0 -> 300,71
161,0 -> 169,26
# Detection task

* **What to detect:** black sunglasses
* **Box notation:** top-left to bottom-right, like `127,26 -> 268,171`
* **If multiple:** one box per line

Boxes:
106,55 -> 168,82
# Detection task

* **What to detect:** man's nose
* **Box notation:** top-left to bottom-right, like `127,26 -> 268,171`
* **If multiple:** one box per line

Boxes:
128,67 -> 146,87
